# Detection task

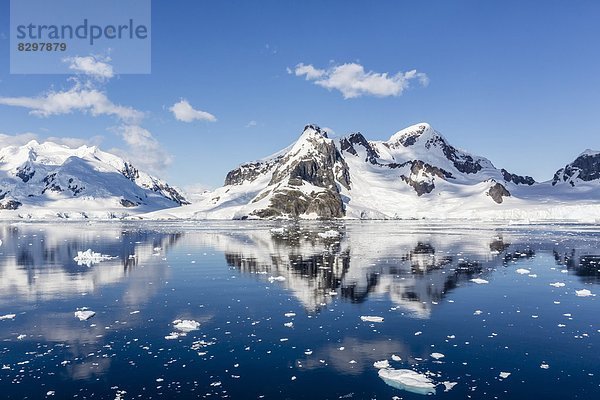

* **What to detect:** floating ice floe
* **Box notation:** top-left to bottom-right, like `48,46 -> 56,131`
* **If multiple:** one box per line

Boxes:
473,310 -> 483,315
515,268 -> 531,275
284,322 -> 294,328
74,310 -> 96,321
441,381 -> 457,392
575,289 -> 595,297
373,360 -> 390,369
0,314 -> 16,320
73,249 -> 116,266
430,352 -> 445,360
284,312 -> 296,318
549,282 -> 566,288
317,230 -> 341,239
268,276 -> 286,282
360,316 -> 384,323
540,363 -> 550,369
391,354 -> 402,362
378,368 -> 436,395
173,319 -> 200,332
470,278 -> 489,284
499,372 -> 511,379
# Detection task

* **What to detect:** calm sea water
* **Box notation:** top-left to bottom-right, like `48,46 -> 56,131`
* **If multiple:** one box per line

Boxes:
0,221 -> 598,399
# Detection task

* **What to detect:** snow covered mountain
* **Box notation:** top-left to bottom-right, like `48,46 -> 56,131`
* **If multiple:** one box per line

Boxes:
143,123 -> 600,221
0,140 -> 188,219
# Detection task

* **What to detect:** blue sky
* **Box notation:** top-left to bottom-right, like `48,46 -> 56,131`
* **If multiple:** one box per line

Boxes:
0,0 -> 599,190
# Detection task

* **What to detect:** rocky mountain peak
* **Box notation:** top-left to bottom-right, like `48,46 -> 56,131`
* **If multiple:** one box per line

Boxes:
552,150 -> 600,186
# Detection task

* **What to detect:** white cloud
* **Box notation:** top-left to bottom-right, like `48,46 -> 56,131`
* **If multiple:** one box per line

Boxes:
64,56 -> 114,80
169,99 -> 216,123
245,120 -> 258,128
292,62 -> 428,99
113,125 -> 172,172
46,135 -> 104,148
0,132 -> 38,148
293,63 -> 325,80
0,83 -> 143,123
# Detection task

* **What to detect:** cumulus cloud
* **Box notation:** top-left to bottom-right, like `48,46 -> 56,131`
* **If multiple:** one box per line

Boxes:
0,132 -> 38,148
0,132 -> 103,150
169,99 -> 216,123
113,125 -> 172,172
46,135 -> 104,148
245,120 -> 258,128
64,55 -> 114,80
292,62 -> 428,99
0,83 -> 143,123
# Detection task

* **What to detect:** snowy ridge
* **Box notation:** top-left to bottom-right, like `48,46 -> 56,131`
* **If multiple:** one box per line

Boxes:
143,123 -> 600,221
0,140 -> 188,219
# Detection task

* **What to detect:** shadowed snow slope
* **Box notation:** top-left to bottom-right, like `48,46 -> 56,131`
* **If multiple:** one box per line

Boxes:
0,140 -> 188,219
141,123 -> 600,221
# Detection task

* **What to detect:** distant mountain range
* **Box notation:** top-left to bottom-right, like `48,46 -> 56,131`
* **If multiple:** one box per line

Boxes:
0,140 -> 188,219
144,123 -> 600,221
1,123 -> 599,220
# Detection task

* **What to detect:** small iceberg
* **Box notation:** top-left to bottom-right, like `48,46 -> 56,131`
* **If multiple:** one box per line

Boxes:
515,268 -> 531,275
430,352 -> 445,360
378,368 -> 436,395
173,319 -> 200,332
360,316 -> 384,323
470,278 -> 489,284
268,276 -> 286,282
74,310 -> 96,321
575,289 -> 595,297
0,314 -> 16,320
317,230 -> 341,239
73,249 -> 116,266
373,360 -> 390,369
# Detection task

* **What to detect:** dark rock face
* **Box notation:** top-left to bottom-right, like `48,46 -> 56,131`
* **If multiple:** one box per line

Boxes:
250,126 -> 351,218
16,165 -> 35,183
488,182 -> 511,204
225,158 -> 281,186
121,162 -> 140,181
0,200 -> 22,210
402,176 -> 435,196
395,124 -> 427,147
395,160 -> 454,196
430,136 -> 483,174
501,169 -> 535,185
120,161 -> 188,205
41,173 -> 63,194
339,133 -> 379,164
120,198 -> 139,208
252,189 -> 344,219
552,153 -> 600,186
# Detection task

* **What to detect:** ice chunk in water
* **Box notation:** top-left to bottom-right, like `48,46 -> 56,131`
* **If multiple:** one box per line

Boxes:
373,360 -> 390,369
173,319 -> 200,332
378,368 -> 436,395
575,289 -> 595,297
515,268 -> 530,275
430,352 -> 445,360
499,372 -> 511,379
470,278 -> 488,284
0,314 -> 16,320
549,282 -> 565,288
268,276 -> 286,282
73,249 -> 115,266
360,316 -> 384,323
74,310 -> 95,321
317,230 -> 340,239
